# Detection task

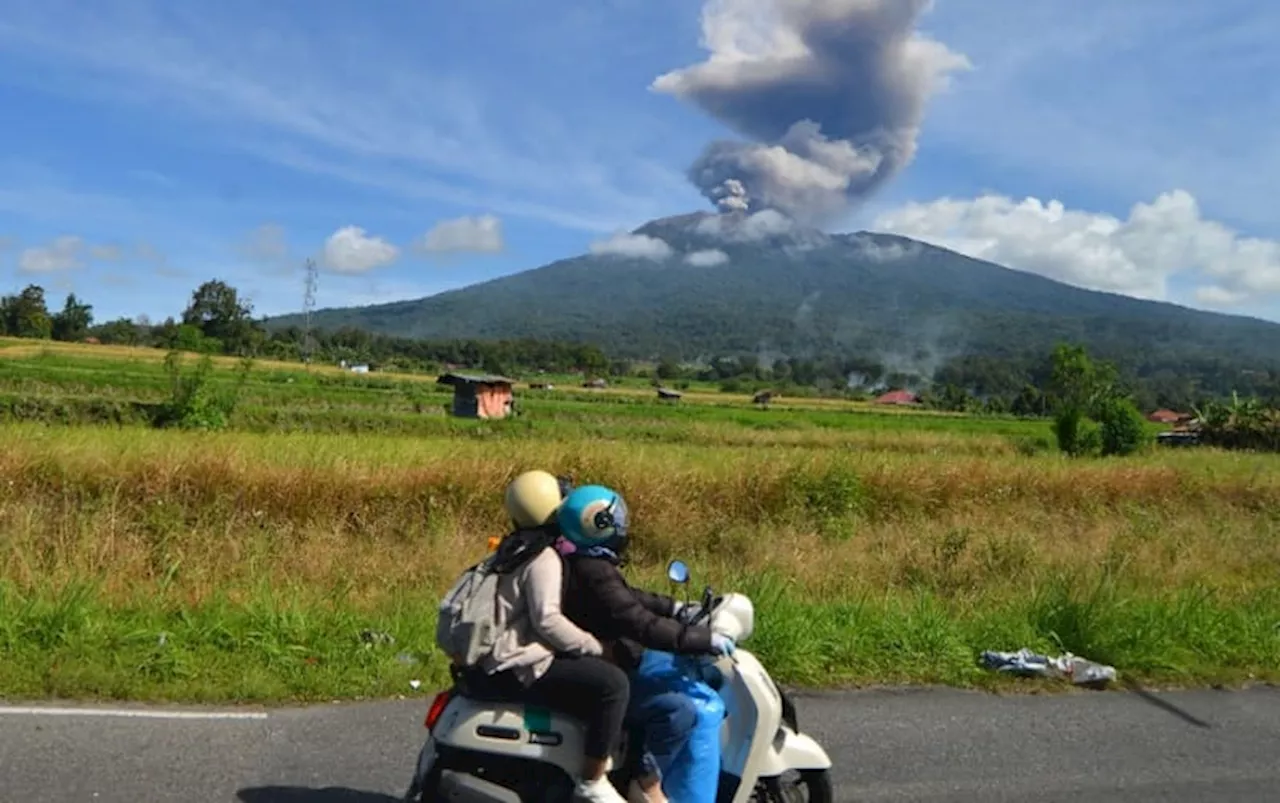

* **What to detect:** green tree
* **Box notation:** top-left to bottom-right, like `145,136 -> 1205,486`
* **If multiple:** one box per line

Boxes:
92,317 -> 143,346
1048,343 -> 1116,415
51,293 -> 94,341
1049,343 -> 1145,457
182,280 -> 261,355
655,358 -> 682,380
932,383 -> 972,412
1,285 -> 53,339
1094,396 -> 1151,456
1010,384 -> 1047,417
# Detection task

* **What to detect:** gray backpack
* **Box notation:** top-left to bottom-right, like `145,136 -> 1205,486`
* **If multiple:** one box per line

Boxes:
435,557 -> 505,668
436,530 -> 552,667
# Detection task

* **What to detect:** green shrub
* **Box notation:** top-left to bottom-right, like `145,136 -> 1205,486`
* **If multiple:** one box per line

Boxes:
1095,397 -> 1151,457
154,352 -> 251,430
1052,408 -> 1101,457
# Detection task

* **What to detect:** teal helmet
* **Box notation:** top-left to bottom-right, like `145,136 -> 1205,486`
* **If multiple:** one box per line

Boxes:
557,484 -> 629,559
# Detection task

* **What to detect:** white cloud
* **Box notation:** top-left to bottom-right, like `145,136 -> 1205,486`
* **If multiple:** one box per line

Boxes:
416,215 -> 504,254
89,243 -> 123,261
873,189 -> 1280,304
684,248 -> 729,267
1194,286 -> 1247,307
320,225 -> 400,274
18,235 -> 85,273
696,210 -> 790,241
589,232 -> 674,260
849,236 -> 921,263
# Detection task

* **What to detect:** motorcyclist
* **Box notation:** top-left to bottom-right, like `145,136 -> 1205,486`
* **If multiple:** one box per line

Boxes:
555,483 -> 734,803
459,470 -> 633,803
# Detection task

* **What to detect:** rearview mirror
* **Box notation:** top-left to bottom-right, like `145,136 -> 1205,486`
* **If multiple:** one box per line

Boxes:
666,560 -> 690,585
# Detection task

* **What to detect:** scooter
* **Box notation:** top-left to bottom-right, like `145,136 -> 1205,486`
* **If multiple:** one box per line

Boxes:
403,559 -> 834,803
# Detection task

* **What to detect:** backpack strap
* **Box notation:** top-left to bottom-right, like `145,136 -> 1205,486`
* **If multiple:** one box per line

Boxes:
489,527 -> 557,574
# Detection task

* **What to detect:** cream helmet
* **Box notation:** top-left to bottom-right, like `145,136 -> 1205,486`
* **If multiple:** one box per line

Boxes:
504,469 -> 568,529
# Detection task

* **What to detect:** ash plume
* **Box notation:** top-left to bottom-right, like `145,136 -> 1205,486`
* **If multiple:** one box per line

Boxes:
653,0 -> 969,225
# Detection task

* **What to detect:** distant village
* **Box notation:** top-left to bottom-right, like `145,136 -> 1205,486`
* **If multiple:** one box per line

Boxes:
421,366 -> 1202,445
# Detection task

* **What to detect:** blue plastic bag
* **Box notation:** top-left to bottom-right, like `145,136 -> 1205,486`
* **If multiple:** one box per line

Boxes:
633,650 -> 725,803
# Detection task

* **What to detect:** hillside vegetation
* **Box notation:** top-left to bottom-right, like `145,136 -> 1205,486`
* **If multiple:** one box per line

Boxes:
272,213 -> 1280,404
0,341 -> 1277,702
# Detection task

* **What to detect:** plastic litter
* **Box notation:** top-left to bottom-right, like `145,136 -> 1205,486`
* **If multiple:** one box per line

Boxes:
979,648 -> 1117,686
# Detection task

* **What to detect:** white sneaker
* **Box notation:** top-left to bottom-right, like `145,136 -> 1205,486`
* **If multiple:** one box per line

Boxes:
575,775 -> 629,803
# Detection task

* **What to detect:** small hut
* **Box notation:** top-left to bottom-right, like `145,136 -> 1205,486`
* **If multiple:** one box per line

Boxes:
437,372 -> 517,419
753,390 -> 775,409
1147,409 -> 1190,424
874,389 -> 920,406
583,378 -> 608,389
656,387 -> 683,402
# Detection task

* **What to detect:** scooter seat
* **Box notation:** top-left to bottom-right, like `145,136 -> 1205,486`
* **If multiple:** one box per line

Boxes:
450,666 -> 567,709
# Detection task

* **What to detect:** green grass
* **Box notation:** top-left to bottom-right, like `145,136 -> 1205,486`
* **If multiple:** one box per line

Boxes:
0,342 -> 1274,702
2,574 -> 1275,703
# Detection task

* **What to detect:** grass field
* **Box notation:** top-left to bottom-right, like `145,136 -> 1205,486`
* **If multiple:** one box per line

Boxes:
0,339 -> 1277,703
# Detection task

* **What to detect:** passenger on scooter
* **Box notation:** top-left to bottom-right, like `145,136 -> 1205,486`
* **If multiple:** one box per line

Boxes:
556,484 -> 735,803
460,470 -> 634,803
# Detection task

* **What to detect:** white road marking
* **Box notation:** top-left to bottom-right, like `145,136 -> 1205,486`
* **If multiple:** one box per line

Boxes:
0,705 -> 268,720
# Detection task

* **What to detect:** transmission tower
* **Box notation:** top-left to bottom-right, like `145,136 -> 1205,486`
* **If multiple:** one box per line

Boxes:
302,258 -> 318,364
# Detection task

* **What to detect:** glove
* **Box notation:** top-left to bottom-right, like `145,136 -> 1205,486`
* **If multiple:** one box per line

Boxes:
710,633 -> 736,656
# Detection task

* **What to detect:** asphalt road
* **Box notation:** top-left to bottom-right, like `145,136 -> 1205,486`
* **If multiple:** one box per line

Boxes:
1,685 -> 1277,802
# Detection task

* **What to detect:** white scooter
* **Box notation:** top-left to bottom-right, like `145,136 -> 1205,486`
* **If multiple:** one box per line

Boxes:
403,559 -> 834,803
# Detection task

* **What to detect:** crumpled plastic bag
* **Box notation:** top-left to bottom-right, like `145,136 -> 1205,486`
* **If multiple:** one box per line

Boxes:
979,648 -> 1117,686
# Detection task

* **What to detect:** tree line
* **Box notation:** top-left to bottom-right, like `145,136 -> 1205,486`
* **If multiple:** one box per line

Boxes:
5,279 -> 1279,418
1,281 -> 611,376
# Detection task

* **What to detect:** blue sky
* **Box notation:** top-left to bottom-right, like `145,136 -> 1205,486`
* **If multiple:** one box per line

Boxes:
1,0 -> 1278,324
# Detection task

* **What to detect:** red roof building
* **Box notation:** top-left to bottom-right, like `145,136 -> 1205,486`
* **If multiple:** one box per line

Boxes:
1147,409 -> 1189,424
874,389 -> 920,406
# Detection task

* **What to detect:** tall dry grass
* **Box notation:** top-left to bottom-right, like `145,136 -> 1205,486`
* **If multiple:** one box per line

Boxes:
3,423 -> 1278,595
1,422 -> 1277,700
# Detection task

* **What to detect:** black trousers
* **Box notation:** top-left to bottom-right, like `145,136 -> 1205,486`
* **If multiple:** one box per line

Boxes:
467,655 -> 630,761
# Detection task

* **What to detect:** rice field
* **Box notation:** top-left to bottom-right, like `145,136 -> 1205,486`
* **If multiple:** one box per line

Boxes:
0,340 -> 1275,702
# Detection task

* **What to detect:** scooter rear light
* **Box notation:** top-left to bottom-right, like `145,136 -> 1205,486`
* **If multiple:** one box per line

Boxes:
425,690 -> 452,731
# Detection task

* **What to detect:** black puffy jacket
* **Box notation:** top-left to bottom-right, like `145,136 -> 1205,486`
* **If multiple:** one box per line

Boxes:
561,554 -> 715,671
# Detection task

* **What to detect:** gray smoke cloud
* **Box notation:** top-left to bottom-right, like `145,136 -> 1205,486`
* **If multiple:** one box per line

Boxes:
653,0 -> 970,225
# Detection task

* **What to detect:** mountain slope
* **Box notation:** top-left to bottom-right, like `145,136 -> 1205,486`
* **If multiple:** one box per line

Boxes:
271,212 -> 1280,372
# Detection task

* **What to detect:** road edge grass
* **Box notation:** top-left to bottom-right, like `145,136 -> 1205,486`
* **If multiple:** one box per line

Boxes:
2,573 -> 1277,705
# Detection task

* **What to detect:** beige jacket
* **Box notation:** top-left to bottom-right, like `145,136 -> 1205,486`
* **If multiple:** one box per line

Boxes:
481,547 -> 603,686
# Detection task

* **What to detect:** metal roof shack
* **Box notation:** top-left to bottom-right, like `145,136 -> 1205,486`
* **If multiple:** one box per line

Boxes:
436,373 -> 517,419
